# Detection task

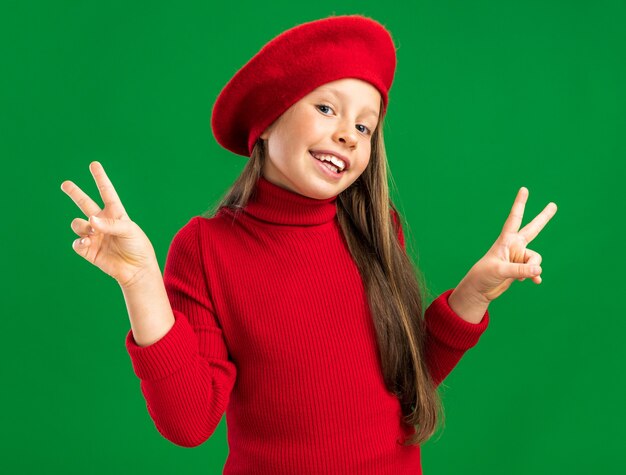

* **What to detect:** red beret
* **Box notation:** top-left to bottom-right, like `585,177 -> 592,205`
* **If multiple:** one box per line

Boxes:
211,14 -> 397,157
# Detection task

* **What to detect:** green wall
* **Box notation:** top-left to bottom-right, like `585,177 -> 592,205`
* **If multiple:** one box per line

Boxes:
2,0 -> 624,473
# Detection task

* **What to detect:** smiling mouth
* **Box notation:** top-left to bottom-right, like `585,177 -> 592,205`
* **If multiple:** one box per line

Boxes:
309,151 -> 346,174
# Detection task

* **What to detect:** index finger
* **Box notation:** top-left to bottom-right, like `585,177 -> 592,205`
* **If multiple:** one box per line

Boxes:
501,187 -> 528,235
520,202 -> 558,243
89,161 -> 127,212
60,180 -> 102,218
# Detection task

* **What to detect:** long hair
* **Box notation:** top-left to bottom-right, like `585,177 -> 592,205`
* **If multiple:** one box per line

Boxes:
202,99 -> 444,446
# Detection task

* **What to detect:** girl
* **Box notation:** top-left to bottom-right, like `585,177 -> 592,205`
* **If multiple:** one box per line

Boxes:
60,14 -> 557,475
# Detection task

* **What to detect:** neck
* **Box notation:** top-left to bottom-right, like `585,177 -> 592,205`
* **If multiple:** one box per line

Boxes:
241,175 -> 339,226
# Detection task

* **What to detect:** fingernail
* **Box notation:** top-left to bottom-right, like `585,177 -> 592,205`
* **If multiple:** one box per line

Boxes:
79,238 -> 85,245
88,227 -> 95,235
532,266 -> 541,274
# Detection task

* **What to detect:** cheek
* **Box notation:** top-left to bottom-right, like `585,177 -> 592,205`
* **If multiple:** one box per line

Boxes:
296,111 -> 326,136
358,147 -> 372,171
266,126 -> 290,159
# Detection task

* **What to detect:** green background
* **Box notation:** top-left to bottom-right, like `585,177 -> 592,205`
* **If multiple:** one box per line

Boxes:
2,0 -> 624,473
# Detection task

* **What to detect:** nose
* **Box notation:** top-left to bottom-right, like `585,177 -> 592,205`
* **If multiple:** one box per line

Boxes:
333,122 -> 358,148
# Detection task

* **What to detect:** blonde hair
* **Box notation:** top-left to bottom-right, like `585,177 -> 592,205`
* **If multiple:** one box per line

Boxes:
203,98 -> 444,446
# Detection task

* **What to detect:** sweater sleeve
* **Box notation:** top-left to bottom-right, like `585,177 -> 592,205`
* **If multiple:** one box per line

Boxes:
390,208 -> 489,388
424,289 -> 489,388
125,216 -> 237,447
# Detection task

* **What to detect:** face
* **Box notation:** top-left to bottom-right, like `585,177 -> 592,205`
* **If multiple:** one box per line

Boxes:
259,78 -> 381,199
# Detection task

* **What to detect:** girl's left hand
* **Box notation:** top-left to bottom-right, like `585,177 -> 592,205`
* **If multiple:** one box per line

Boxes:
465,187 -> 558,302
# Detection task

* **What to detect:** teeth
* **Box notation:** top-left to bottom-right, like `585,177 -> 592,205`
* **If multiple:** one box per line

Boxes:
311,153 -> 346,171
322,162 -> 339,173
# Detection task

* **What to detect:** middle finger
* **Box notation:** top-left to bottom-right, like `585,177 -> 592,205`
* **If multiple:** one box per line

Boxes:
90,161 -> 126,212
501,187 -> 528,235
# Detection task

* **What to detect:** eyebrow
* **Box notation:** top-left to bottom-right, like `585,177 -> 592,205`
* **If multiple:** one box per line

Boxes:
316,87 -> 380,119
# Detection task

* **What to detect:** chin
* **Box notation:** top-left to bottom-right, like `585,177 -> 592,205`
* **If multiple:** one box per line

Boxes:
311,180 -> 347,198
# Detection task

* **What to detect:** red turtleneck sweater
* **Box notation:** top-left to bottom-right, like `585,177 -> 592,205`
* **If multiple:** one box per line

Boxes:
125,176 -> 490,474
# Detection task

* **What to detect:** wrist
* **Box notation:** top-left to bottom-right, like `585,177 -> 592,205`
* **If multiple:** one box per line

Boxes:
119,261 -> 162,292
448,280 -> 490,324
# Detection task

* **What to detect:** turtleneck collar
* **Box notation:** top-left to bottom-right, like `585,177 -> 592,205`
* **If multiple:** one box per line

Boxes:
242,175 -> 338,226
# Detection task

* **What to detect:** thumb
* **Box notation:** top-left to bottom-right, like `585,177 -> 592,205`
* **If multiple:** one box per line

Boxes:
505,262 -> 542,279
89,215 -> 132,237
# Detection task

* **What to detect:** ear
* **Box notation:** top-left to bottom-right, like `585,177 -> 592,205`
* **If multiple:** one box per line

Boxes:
260,123 -> 273,140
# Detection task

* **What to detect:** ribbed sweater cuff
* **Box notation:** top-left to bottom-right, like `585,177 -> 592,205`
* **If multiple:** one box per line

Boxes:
425,288 -> 490,351
125,310 -> 198,381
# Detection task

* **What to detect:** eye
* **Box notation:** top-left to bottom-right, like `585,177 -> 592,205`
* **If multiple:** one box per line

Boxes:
356,124 -> 372,135
315,104 -> 334,115
315,104 -> 372,136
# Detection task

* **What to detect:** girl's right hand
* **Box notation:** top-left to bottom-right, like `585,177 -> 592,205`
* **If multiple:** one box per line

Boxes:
61,161 -> 159,289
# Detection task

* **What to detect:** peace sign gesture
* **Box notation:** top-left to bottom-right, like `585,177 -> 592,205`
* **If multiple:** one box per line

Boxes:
61,161 -> 158,288
463,187 -> 558,303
